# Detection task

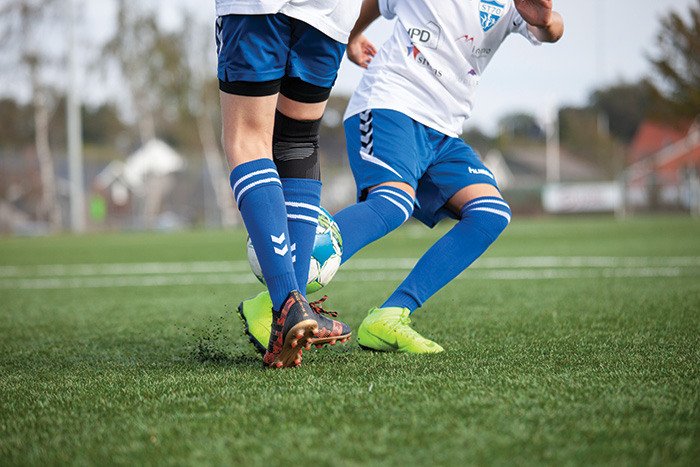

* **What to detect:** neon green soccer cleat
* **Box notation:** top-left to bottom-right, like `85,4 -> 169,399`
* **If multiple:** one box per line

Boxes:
237,291 -> 273,355
357,307 -> 444,353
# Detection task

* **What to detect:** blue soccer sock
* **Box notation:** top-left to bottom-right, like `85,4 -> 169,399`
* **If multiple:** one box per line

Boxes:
282,178 -> 322,299
334,186 -> 414,263
383,197 -> 512,312
230,159 -> 298,310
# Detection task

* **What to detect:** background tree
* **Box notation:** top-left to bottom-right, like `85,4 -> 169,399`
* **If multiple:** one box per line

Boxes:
590,81 -> 653,144
461,127 -> 495,158
0,0 -> 65,230
176,14 -> 237,227
558,105 -> 626,179
647,0 -> 700,123
81,103 -> 129,151
103,0 -> 185,145
0,99 -> 33,149
498,112 -> 544,141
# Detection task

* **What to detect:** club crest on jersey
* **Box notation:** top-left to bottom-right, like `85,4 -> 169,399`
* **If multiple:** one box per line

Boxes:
479,0 -> 505,32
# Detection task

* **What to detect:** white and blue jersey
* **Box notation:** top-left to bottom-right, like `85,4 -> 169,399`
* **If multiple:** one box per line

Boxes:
343,0 -> 542,227
345,0 -> 541,137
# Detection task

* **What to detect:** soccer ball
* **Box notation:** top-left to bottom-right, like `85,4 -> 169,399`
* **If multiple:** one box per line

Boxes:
246,206 -> 343,294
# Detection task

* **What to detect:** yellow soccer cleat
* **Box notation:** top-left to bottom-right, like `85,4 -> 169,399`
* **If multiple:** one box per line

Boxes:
357,307 -> 444,353
237,291 -> 273,355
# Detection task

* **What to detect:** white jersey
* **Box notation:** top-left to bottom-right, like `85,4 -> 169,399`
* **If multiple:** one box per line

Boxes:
344,0 -> 541,137
215,0 -> 361,44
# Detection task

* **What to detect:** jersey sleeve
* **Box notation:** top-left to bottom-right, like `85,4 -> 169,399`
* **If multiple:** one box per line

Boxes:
378,0 -> 396,20
510,9 -> 542,46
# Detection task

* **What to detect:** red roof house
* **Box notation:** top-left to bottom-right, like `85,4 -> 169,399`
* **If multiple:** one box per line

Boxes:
626,119 -> 700,185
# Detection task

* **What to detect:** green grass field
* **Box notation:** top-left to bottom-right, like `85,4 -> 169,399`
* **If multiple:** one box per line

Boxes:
1,216 -> 699,466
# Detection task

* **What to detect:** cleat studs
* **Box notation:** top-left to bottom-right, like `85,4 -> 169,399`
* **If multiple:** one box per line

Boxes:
276,362 -> 283,368
316,344 -> 323,349
330,340 -> 336,345
291,341 -> 297,348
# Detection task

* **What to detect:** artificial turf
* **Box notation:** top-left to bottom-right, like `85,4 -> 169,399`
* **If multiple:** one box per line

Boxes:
1,216 -> 698,466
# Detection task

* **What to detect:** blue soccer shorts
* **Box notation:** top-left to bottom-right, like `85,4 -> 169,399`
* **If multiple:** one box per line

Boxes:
344,108 -> 501,228
216,14 -> 346,90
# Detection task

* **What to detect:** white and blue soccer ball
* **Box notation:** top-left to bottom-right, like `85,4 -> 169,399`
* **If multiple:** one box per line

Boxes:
246,206 -> 343,294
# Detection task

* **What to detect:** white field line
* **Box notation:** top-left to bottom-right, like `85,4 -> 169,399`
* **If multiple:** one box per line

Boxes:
0,273 -> 260,290
0,261 -> 246,278
346,256 -> 700,269
2,256 -> 700,278
0,257 -> 698,289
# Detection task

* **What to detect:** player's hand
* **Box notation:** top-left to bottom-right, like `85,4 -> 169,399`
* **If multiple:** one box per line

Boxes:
514,0 -> 553,29
347,33 -> 377,69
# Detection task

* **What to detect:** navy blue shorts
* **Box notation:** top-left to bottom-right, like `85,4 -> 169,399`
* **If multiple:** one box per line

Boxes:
344,109 -> 500,228
216,14 -> 346,89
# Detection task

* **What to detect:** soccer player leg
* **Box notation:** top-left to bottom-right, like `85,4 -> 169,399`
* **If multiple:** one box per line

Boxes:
260,26 -> 351,365
272,20 -> 345,296
219,14 -> 316,367
229,158 -> 296,310
359,185 -> 510,354
334,109 -> 420,262
359,133 -> 511,353
273,93 -> 325,299
218,13 -> 300,307
382,184 -> 511,313
334,183 -> 415,263
238,115 -> 344,357
219,21 -> 299,313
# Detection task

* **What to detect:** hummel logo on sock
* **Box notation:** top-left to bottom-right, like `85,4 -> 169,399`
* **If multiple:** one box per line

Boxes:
271,233 -> 285,244
271,233 -> 288,256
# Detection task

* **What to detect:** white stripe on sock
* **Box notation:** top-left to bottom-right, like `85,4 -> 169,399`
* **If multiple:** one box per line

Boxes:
469,206 -> 512,223
371,188 -> 414,210
285,201 -> 323,214
231,168 -> 278,195
464,197 -> 510,211
235,177 -> 282,205
287,214 -> 319,224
